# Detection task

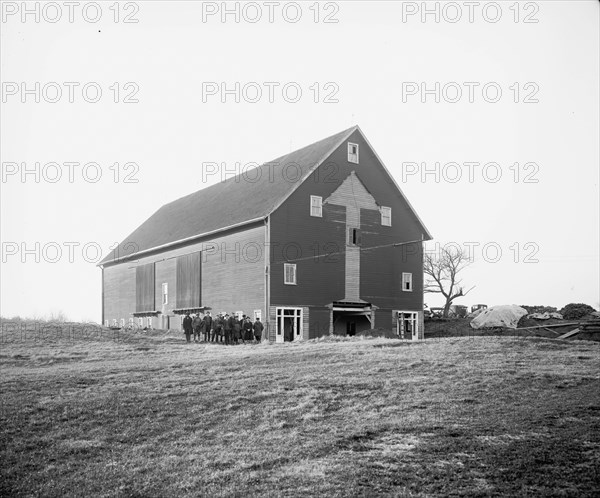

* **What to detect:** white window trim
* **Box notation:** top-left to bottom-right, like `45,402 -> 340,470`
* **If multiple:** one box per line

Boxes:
138,317 -> 144,327
381,206 -> 391,226
254,309 -> 262,321
394,310 -> 419,339
120,318 -> 125,327
146,317 -> 152,328
104,320 -> 109,327
310,195 -> 322,217
284,263 -> 297,285
348,227 -> 361,246
162,283 -> 168,305
275,307 -> 303,343
402,272 -> 413,292
348,142 -> 359,164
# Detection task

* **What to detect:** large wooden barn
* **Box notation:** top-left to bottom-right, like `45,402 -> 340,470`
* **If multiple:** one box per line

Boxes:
99,126 -> 432,341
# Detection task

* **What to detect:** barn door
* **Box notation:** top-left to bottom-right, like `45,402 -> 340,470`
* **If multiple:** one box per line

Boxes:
396,311 -> 418,340
276,308 -> 302,343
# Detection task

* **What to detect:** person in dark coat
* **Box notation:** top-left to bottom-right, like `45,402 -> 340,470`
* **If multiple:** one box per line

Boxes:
253,317 -> 264,343
192,313 -> 203,343
223,313 -> 233,345
203,311 -> 213,342
232,315 -> 242,345
212,314 -> 222,343
182,312 -> 193,343
243,317 -> 253,342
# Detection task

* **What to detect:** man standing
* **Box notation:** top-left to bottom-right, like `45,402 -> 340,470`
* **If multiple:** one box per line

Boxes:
253,317 -> 264,343
192,313 -> 203,343
203,311 -> 213,342
211,314 -> 221,343
182,312 -> 193,343
223,313 -> 233,345
243,316 -> 253,342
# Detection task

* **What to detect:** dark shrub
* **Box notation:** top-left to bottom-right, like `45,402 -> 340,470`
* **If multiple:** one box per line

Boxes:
559,303 -> 596,320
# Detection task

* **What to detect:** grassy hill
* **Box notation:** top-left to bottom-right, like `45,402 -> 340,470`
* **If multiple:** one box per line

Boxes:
1,323 -> 599,496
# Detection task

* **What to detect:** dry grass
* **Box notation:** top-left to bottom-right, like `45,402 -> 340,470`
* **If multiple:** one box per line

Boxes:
1,323 -> 599,497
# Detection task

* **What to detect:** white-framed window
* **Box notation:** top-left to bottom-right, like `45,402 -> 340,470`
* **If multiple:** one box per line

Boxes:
395,311 -> 418,339
348,142 -> 359,164
402,272 -> 413,292
284,263 -> 297,285
162,283 -> 168,305
348,227 -> 361,246
146,317 -> 152,328
112,319 -> 118,327
310,195 -> 322,217
235,311 -> 244,320
120,318 -> 125,327
254,309 -> 262,321
381,206 -> 391,226
138,317 -> 144,327
104,320 -> 109,327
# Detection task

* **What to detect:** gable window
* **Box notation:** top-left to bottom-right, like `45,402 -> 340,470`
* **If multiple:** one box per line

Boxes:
381,206 -> 391,226
284,263 -> 297,285
162,283 -> 168,305
348,227 -> 361,246
348,142 -> 359,164
402,272 -> 413,292
310,195 -> 322,217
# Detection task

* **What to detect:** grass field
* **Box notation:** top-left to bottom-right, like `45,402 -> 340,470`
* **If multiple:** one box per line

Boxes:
1,323 -> 599,497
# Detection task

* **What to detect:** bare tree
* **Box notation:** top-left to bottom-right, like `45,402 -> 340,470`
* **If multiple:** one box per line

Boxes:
424,246 -> 474,318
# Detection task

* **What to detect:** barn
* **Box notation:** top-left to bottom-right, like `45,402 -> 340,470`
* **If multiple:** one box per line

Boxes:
99,126 -> 432,341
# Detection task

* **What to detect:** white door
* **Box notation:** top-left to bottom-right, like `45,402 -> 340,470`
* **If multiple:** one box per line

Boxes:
276,307 -> 302,343
396,311 -> 418,340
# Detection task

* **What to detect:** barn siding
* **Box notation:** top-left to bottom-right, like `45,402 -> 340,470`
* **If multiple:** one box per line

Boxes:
103,224 -> 266,329
270,203 -> 346,306
176,252 -> 201,309
270,129 -> 427,330
135,263 -> 155,312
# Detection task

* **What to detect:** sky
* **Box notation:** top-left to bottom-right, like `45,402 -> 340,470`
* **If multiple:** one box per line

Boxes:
1,0 -> 599,322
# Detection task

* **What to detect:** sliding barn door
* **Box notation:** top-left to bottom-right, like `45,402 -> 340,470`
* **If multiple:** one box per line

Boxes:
176,252 -> 201,309
136,263 -> 155,312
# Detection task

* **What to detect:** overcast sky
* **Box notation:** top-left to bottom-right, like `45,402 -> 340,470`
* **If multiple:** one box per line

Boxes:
1,0 -> 598,322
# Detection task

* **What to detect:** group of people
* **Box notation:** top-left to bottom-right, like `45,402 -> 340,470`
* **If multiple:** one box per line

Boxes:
182,311 -> 264,345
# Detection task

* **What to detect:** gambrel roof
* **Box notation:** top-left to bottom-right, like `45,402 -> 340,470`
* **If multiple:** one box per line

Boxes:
100,126 -> 430,265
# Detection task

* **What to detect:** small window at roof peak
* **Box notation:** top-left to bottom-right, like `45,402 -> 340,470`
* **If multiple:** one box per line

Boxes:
348,142 -> 359,164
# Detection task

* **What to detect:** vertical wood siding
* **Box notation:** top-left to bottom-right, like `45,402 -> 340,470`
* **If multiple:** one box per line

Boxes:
103,223 -> 265,329
176,252 -> 201,309
270,129 -> 428,337
135,263 -> 155,312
